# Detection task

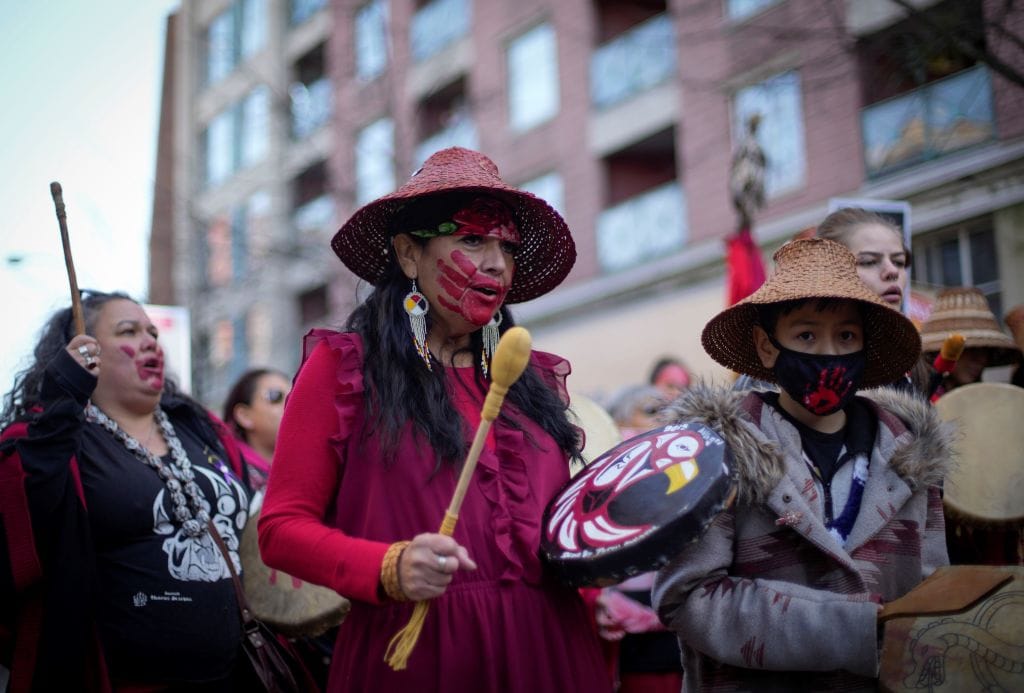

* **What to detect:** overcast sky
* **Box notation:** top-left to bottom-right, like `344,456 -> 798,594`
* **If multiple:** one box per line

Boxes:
0,1 -> 179,394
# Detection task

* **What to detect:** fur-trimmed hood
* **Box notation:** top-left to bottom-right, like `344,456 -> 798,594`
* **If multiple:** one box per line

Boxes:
660,382 -> 956,505
860,386 -> 956,488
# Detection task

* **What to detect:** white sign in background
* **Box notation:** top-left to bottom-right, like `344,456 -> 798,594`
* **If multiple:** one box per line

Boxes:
143,304 -> 191,394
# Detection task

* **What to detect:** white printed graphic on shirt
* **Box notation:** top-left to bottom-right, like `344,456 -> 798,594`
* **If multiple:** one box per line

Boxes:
152,465 -> 249,581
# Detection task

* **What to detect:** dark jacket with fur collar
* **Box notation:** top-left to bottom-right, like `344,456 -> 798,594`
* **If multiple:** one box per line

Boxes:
652,385 -> 954,692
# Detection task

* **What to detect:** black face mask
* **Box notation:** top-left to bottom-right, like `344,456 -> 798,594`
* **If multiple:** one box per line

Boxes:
768,335 -> 866,415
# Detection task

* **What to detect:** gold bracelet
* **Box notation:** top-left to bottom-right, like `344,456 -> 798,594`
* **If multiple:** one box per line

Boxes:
380,540 -> 411,602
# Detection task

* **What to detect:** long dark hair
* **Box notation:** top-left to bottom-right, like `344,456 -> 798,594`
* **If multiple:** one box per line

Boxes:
1,291 -> 202,432
347,255 -> 581,469
222,368 -> 280,442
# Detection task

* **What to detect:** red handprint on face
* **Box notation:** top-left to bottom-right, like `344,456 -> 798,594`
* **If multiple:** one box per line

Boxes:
803,366 -> 852,414
436,251 -> 506,326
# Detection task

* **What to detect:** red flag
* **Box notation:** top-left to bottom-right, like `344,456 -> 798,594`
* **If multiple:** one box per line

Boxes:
725,227 -> 766,306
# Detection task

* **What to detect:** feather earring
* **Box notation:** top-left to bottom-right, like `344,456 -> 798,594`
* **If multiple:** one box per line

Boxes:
481,312 -> 502,379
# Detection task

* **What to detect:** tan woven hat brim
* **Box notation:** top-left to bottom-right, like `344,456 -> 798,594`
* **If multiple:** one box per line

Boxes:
919,288 -> 1022,366
331,147 -> 576,304
702,238 -> 921,388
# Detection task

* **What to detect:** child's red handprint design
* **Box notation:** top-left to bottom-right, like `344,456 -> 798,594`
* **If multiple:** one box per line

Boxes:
802,366 -> 852,414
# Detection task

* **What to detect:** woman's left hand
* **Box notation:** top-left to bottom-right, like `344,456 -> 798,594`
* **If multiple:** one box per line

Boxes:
66,334 -> 101,374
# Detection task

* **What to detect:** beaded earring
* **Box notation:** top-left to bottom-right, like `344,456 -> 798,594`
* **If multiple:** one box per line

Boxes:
403,280 -> 431,369
481,312 -> 502,379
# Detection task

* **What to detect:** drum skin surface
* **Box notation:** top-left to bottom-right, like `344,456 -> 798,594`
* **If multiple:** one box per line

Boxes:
567,391 -> 622,468
879,566 -> 1024,693
241,498 -> 350,637
541,422 -> 735,587
935,382 -> 1024,525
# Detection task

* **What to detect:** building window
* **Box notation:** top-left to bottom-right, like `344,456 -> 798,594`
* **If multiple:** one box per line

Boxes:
597,181 -> 687,272
241,86 -> 270,167
355,118 -> 395,206
230,315 -> 249,382
507,23 -> 559,132
246,191 -> 273,263
410,0 -> 470,62
726,0 -> 780,21
240,0 -> 266,59
248,305 -> 272,366
206,214 -> 232,288
355,0 -> 389,82
590,12 -> 674,109
203,0 -> 267,86
212,320 -> 234,370
205,10 -> 234,85
291,0 -> 327,26
519,172 -> 564,216
204,110 -> 234,187
203,86 -> 270,189
732,70 -> 806,198
415,79 -> 478,167
291,44 -> 331,139
914,220 -> 1001,316
230,206 -> 248,281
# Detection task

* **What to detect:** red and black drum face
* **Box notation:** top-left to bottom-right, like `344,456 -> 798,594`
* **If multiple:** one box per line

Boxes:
541,422 -> 735,587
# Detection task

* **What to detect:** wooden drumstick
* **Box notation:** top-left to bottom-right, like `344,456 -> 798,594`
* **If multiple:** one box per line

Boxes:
445,326 -> 532,521
385,327 -> 533,670
50,182 -> 85,335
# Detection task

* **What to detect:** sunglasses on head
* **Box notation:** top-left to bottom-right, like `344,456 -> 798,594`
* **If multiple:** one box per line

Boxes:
262,388 -> 285,404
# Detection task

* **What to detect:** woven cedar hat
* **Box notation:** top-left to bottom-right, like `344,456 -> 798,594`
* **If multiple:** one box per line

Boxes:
1005,304 -> 1024,353
331,147 -> 575,303
702,238 -> 921,388
919,288 -> 1021,366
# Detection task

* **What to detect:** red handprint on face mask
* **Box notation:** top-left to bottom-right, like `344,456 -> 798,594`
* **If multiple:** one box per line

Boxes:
803,366 -> 852,414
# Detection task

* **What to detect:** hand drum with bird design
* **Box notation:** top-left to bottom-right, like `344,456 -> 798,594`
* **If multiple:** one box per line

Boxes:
541,422 -> 735,587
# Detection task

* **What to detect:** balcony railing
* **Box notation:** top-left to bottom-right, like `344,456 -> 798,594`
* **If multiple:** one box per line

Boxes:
591,14 -> 676,109
597,181 -> 687,272
414,114 -> 478,167
861,65 -> 995,178
292,194 -> 336,236
411,0 -> 470,62
291,78 -> 332,140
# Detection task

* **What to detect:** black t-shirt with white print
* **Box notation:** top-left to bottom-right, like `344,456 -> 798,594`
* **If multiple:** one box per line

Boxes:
79,407 -> 249,684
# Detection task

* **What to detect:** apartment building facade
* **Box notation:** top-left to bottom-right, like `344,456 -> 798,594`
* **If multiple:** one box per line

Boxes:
155,0 -> 1024,404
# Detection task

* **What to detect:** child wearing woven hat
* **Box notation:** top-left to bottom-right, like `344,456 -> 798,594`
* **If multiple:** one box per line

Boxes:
918,287 -> 1023,399
258,147 -> 611,692
653,238 -> 955,691
919,290 -> 1024,567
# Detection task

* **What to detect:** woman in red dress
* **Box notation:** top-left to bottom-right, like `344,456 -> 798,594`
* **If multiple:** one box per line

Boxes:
259,147 -> 611,692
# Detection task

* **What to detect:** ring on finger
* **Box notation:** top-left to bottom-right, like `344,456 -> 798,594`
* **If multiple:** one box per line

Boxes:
435,554 -> 447,570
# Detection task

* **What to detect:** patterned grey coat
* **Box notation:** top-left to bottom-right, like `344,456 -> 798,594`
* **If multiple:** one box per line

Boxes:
652,385 -> 954,692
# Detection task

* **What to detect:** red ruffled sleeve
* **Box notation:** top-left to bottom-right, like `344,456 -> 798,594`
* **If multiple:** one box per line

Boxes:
530,350 -> 571,406
258,330 -> 391,604
530,349 -> 585,451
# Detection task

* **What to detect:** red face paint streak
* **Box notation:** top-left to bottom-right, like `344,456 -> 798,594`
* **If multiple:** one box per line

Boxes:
134,346 -> 165,390
120,345 -> 136,358
434,250 -> 506,326
450,223 -> 520,244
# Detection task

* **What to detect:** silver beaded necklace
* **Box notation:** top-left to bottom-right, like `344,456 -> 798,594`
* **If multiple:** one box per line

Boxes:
85,403 -> 211,537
